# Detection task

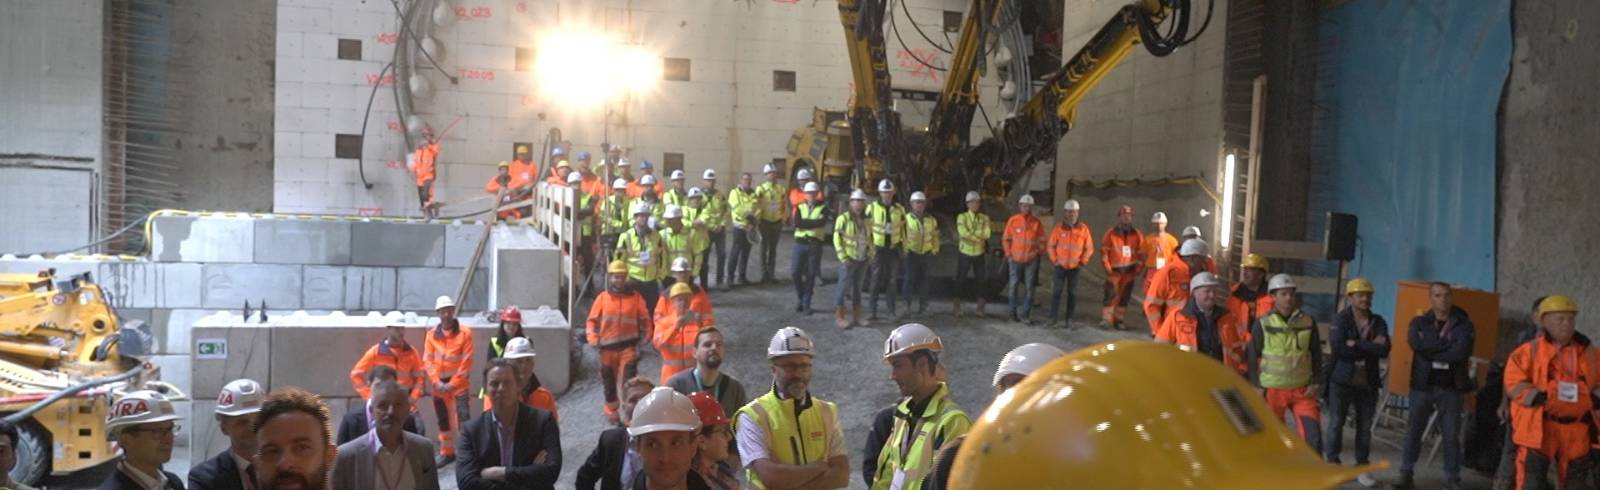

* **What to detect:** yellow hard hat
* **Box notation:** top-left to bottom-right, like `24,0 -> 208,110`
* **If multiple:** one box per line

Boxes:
1345,278 -> 1375,295
556,159 -> 571,169
1538,294 -> 1579,319
607,260 -> 628,275
497,160 -> 511,168
950,341 -> 1377,489
516,145 -> 530,153
669,282 -> 693,298
1241,253 -> 1268,270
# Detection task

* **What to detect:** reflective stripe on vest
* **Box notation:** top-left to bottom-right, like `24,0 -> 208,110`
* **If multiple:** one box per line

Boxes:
1259,312 -> 1315,388
867,202 -> 905,247
835,214 -> 871,261
870,384 -> 970,490
794,204 -> 825,240
616,230 -> 661,281
956,211 -> 989,256
736,391 -> 838,490
904,214 -> 937,254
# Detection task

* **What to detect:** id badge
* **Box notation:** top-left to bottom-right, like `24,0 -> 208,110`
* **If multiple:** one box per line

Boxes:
767,201 -> 780,213
1121,245 -> 1132,258
1430,361 -> 1449,370
890,471 -> 906,490
1560,381 -> 1580,403
1156,257 -> 1167,269
638,250 -> 651,265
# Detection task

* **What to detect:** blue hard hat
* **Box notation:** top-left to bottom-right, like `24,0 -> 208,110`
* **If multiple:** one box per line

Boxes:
577,150 -> 591,160
552,147 -> 566,156
640,160 -> 654,170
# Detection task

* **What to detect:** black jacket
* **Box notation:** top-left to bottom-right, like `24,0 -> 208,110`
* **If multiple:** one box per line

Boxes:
861,404 -> 897,486
576,427 -> 630,490
456,404 -> 563,490
98,466 -> 185,490
626,468 -> 710,490
186,450 -> 252,490
335,407 -> 423,445
1408,306 -> 1476,392
1326,307 -> 1391,388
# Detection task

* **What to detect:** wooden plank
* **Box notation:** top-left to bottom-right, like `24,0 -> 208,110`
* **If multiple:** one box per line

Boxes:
1252,239 -> 1324,261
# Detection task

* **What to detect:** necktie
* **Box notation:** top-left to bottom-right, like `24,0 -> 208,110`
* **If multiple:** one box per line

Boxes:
245,464 -> 258,490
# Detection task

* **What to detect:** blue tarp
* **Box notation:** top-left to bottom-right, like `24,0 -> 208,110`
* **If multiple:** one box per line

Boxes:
1311,0 -> 1510,320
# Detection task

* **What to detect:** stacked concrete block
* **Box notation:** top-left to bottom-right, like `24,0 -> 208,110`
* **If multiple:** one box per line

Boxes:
488,224 -> 562,312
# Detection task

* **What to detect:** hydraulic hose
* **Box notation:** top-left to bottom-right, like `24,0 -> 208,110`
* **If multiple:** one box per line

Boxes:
3,365 -> 146,424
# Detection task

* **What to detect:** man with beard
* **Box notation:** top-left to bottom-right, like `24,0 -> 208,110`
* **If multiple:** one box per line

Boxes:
100,390 -> 185,489
331,380 -> 439,490
870,324 -> 970,490
666,327 -> 747,420
734,327 -> 850,489
253,388 -> 337,490
189,379 -> 265,490
457,359 -> 562,490
626,387 -> 710,489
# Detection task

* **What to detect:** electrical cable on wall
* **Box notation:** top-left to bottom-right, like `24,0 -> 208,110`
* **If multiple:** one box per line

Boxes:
896,0 -> 953,54
1065,175 -> 1220,203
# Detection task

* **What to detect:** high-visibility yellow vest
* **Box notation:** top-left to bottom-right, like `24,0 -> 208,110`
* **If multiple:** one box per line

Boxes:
834,213 -> 874,262
627,197 -> 665,224
659,225 -> 698,274
700,187 -> 729,230
956,210 -> 991,257
870,383 -> 970,490
614,228 -> 664,281
735,390 -> 841,490
601,195 -> 631,235
903,213 -> 940,255
793,203 -> 826,240
1259,310 -> 1316,389
755,182 -> 787,222
729,187 -> 759,228
662,187 -> 688,208
865,201 -> 906,247
576,193 -> 594,237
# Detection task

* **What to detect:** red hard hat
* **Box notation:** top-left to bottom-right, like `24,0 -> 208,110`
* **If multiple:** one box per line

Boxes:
688,391 -> 728,427
501,306 -> 522,323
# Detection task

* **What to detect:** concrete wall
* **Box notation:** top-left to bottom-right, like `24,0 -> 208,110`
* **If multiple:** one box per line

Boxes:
1499,0 -> 1600,337
168,0 -> 277,212
1052,0 -> 1228,246
273,0 -> 1003,216
0,0 -> 104,253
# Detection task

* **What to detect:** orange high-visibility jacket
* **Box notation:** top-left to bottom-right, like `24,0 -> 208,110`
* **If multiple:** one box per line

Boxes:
654,285 -> 716,327
1156,302 -> 1247,374
581,174 -> 608,201
1226,284 -> 1275,343
510,158 -> 539,187
350,339 -> 427,401
1100,226 -> 1145,272
652,299 -> 710,383
1144,259 -> 1207,334
626,178 -> 665,199
1001,214 -> 1045,263
1046,222 -> 1095,269
412,143 -> 438,186
1505,334 -> 1600,449
423,322 -> 476,397
586,289 -> 651,347
1141,232 -> 1179,271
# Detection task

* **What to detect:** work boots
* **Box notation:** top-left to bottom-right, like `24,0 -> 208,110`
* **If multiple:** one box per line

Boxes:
835,306 -> 849,329
953,299 -> 963,318
852,305 -> 865,327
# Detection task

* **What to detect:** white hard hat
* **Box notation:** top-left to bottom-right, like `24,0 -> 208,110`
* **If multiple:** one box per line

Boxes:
687,187 -> 704,198
1268,273 -> 1298,292
612,178 -> 628,190
965,191 -> 980,203
763,163 -> 778,174
632,202 -> 653,216
617,158 -> 632,167
1062,199 -> 1080,211
803,182 -> 820,193
671,257 -> 692,273
1182,225 -> 1202,238
670,170 -> 685,181
107,390 -> 181,434
627,386 -> 702,437
767,326 -> 815,359
640,174 -> 657,185
1189,272 -> 1224,292
434,295 -> 455,311
215,379 -> 265,416
703,169 -> 717,180
567,171 -> 583,184
882,323 -> 943,360
503,337 -> 537,359
664,205 -> 683,219
992,343 -> 1066,388
878,179 -> 895,192
1152,212 -> 1169,223
850,189 -> 869,201
1179,238 -> 1208,257
1018,195 -> 1035,205
797,168 -> 813,180
909,191 -> 927,202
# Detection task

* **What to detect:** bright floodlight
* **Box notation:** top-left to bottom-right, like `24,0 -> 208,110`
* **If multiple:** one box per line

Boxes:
1220,153 -> 1235,249
534,29 -> 657,111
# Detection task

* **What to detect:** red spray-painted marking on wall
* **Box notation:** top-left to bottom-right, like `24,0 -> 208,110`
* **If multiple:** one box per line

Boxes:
366,73 -> 398,86
385,160 -> 405,169
385,120 -> 404,132
358,207 -> 384,217
455,6 -> 492,19
896,48 -> 942,84
376,33 -> 399,45
457,68 -> 496,81
521,95 -> 537,108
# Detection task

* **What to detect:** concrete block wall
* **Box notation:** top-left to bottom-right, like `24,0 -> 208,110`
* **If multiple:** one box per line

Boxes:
274,0 -> 1006,216
1052,0 -> 1228,246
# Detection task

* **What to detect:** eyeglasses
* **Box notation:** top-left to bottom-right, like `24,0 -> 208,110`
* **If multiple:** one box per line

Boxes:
125,424 -> 181,437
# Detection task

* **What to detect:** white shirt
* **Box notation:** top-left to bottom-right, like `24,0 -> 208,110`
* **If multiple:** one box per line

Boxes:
734,393 -> 846,469
118,462 -> 168,490
229,450 -> 256,490
373,432 -> 416,490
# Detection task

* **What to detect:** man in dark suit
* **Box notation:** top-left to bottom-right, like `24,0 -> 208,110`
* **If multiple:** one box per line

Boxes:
189,379 -> 265,490
99,390 -> 185,490
577,377 -> 656,490
335,365 -> 424,445
331,380 -> 440,490
457,358 -> 562,490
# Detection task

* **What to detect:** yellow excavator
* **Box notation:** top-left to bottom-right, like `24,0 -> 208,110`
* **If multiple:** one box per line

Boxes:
0,269 -> 175,485
811,0 -> 1212,208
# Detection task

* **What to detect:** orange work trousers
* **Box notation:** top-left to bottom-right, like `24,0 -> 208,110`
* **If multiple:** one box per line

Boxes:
431,390 -> 468,456
1102,270 -> 1138,325
1265,387 -> 1322,449
1516,419 -> 1593,489
599,345 -> 640,419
